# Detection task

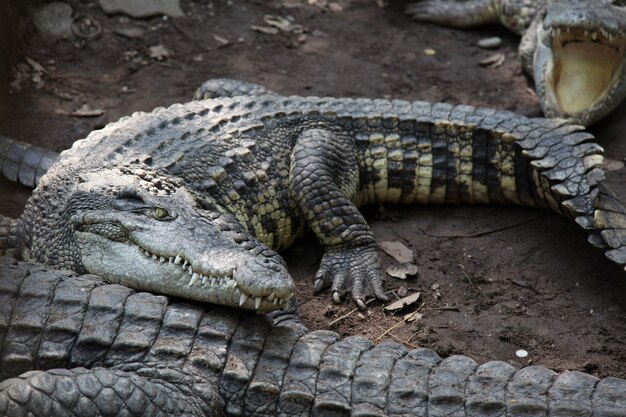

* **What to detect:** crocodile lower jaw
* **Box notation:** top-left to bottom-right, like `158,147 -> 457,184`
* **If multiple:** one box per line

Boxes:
550,27 -> 625,116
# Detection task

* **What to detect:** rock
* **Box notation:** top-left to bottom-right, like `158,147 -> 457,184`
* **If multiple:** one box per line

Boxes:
31,2 -> 74,41
97,0 -> 184,18
477,36 -> 502,49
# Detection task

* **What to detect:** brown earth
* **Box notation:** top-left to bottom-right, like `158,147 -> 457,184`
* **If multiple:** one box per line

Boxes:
1,0 -> 625,378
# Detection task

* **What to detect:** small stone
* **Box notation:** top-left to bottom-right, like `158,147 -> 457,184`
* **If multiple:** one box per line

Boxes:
478,36 -> 502,49
31,2 -> 74,40
423,48 -> 436,56
515,349 -> 529,358
98,0 -> 184,18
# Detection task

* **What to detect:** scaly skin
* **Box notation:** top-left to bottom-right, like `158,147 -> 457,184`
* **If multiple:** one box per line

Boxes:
0,257 -> 625,416
2,79 -> 626,311
406,0 -> 626,126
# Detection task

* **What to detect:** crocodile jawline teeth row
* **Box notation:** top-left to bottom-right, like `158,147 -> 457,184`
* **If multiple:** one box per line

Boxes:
140,247 -> 291,310
140,248 -> 233,287
236,289 -> 293,311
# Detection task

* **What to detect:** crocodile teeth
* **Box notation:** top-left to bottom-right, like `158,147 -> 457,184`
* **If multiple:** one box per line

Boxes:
159,257 -> 166,263
182,260 -> 189,268
201,274 -> 208,284
211,277 -> 217,286
239,293 -> 249,306
152,254 -> 158,260
273,298 -> 278,305
174,255 -> 182,265
267,292 -> 275,301
255,297 -> 262,310
591,31 -> 598,41
189,272 -> 200,286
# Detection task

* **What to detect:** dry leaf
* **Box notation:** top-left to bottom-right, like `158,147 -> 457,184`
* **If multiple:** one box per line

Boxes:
384,292 -> 421,312
379,241 -> 414,263
70,104 -> 105,117
480,53 -> 505,68
250,25 -> 279,35
404,311 -> 423,322
386,263 -> 418,279
212,34 -> 229,46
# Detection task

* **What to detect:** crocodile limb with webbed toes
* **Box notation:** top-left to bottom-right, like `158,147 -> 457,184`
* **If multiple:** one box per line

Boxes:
0,257 -> 625,416
2,78 -> 626,311
405,0 -> 626,126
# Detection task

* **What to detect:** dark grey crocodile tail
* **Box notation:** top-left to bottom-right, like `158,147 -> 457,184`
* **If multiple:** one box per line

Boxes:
591,184 -> 626,269
0,215 -> 20,258
0,134 -> 59,187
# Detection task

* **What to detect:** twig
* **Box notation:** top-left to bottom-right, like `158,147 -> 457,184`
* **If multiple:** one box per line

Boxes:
423,306 -> 459,311
375,302 -> 424,342
418,214 -> 547,238
327,290 -> 395,326
328,299 -> 374,326
372,324 -> 421,349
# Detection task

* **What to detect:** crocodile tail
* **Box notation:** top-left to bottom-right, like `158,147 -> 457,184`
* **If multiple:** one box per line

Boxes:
589,184 -> 626,268
0,214 -> 21,258
513,119 -> 626,269
0,134 -> 59,187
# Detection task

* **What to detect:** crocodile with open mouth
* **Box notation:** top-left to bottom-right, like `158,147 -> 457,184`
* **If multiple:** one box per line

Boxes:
406,0 -> 626,126
3,79 -> 626,312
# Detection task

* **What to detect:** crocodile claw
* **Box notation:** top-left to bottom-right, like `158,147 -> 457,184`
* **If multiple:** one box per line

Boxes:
314,244 -> 388,307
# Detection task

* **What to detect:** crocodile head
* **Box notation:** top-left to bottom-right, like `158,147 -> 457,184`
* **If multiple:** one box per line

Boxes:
534,0 -> 626,125
21,166 -> 295,312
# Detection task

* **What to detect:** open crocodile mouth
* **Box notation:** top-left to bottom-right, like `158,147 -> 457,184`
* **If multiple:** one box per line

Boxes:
549,26 -> 626,115
139,246 -> 293,311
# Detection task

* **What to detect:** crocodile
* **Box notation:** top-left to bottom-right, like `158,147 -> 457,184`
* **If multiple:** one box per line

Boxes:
405,0 -> 626,126
3,78 -> 626,312
0,257 -> 625,416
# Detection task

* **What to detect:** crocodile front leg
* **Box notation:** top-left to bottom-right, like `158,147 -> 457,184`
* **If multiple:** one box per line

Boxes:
290,129 -> 387,307
0,367 -> 223,416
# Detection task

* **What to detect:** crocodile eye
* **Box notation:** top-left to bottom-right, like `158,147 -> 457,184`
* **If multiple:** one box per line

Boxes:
153,207 -> 170,219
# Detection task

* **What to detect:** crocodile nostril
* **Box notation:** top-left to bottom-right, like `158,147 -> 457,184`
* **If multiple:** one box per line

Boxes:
256,257 -> 282,271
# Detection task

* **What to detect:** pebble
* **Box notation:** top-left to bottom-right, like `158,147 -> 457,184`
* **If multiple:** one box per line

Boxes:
478,37 -> 502,49
98,0 -> 184,18
515,349 -> 529,358
31,2 -> 74,40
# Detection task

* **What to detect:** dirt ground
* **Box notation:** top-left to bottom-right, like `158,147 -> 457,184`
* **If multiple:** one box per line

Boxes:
1,0 -> 626,378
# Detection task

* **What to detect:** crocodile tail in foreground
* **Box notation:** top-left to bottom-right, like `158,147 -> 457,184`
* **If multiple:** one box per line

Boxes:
592,184 -> 626,268
0,258 -> 625,416
0,134 -> 59,187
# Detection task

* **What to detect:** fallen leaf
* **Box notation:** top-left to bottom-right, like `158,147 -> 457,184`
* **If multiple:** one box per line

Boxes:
386,263 -> 418,279
384,292 -> 421,312
250,25 -> 279,35
480,53 -> 506,68
70,104 -> 105,117
25,57 -> 46,74
404,311 -> 423,322
212,34 -> 229,46
379,241 -> 414,263
148,44 -> 171,61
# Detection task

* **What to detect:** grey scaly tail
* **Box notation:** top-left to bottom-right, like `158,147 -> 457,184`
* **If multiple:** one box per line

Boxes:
0,134 -> 59,187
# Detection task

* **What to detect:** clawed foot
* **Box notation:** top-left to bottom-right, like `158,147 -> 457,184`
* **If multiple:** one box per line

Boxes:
314,245 -> 388,308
